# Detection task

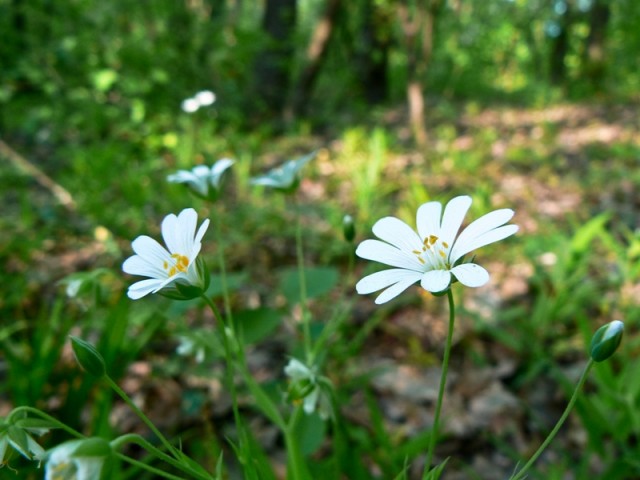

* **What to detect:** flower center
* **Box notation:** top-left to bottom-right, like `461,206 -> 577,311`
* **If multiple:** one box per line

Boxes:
412,235 -> 450,270
50,460 -> 75,479
163,253 -> 190,277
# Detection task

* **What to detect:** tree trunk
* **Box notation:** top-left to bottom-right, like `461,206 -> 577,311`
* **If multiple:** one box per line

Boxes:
255,0 -> 297,114
399,0 -> 442,149
355,0 -> 392,104
285,0 -> 341,120
549,1 -> 572,86
582,0 -> 610,91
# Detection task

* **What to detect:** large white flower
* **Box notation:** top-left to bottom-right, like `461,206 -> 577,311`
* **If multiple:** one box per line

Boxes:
167,158 -> 234,198
122,208 -> 209,300
356,195 -> 518,304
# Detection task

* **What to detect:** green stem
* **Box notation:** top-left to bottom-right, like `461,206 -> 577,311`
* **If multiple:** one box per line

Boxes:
112,434 -> 194,475
201,293 -> 286,447
295,197 -> 312,364
116,453 -> 187,480
284,410 -> 307,480
510,359 -> 595,480
212,207 -> 233,323
200,293 -> 243,425
104,376 -> 178,461
423,289 -> 456,478
8,406 -> 84,439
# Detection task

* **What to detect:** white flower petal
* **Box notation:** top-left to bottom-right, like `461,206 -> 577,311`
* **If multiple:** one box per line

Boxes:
211,158 -> 234,186
416,201 -> 442,240
75,457 -> 105,479
161,213 -> 180,252
372,217 -> 422,252
122,255 -> 166,279
356,240 -> 423,271
175,208 -> 198,254
452,209 -> 514,253
151,273 -> 186,293
374,276 -> 422,304
451,224 -> 519,261
130,236 -> 172,266
420,269 -> 452,293
439,195 -> 472,245
167,171 -> 194,183
250,176 -> 282,188
192,165 -> 212,177
356,269 -> 421,294
193,218 -> 210,246
127,279 -> 166,299
303,388 -> 320,414
284,359 -> 311,380
451,263 -> 489,287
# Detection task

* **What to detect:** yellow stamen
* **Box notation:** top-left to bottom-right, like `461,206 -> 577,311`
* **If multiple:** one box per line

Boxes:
428,234 -> 438,245
442,241 -> 449,248
164,253 -> 190,277
439,250 -> 446,258
417,257 -> 425,264
412,249 -> 421,255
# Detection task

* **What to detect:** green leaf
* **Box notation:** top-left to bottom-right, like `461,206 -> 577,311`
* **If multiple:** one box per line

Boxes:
235,308 -> 283,345
423,458 -> 450,480
13,418 -> 57,433
294,412 -> 326,456
279,266 -> 339,304
92,69 -> 118,92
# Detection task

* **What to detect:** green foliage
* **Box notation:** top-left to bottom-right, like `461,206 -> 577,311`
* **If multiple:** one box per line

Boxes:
2,1 -> 640,478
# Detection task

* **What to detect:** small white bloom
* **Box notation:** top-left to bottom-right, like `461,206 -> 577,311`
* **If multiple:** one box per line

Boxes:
250,152 -> 315,192
45,439 -> 110,480
356,195 -> 518,304
167,159 -> 234,197
176,335 -> 206,363
181,97 -> 200,113
195,90 -> 216,106
284,359 -> 331,419
122,208 -> 210,300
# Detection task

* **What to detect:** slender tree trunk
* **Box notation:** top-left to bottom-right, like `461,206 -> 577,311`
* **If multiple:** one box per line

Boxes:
285,0 -> 341,120
355,0 -> 391,104
549,1 -> 572,86
582,0 -> 610,91
255,0 -> 297,114
399,0 -> 442,148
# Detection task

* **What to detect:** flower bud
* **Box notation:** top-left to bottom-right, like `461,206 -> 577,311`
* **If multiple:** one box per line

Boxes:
70,336 -> 106,377
590,320 -> 624,362
342,214 -> 355,243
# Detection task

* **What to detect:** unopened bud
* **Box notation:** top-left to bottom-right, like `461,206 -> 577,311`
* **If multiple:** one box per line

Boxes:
590,320 -> 624,362
343,215 -> 355,242
70,336 -> 106,377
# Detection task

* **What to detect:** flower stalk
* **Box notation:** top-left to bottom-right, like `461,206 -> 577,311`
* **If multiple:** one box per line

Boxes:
423,288 -> 456,478
509,359 -> 594,480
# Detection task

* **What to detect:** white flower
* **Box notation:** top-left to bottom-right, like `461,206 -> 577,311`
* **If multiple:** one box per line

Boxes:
284,359 -> 331,419
250,151 -> 315,192
45,439 -> 111,480
356,195 -> 518,304
122,208 -> 210,300
181,97 -> 200,113
194,90 -> 216,106
167,159 -> 234,197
